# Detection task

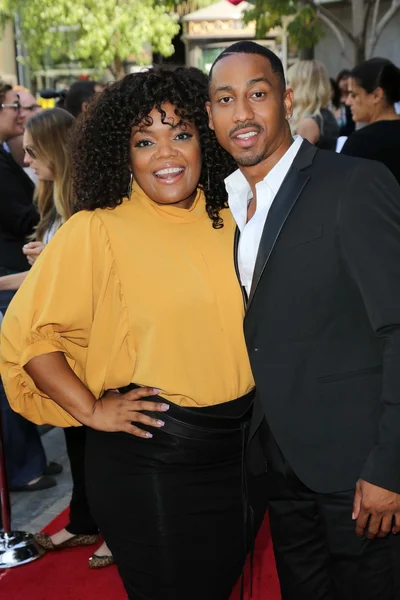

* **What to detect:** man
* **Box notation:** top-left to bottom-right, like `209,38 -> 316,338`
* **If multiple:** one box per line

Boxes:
64,80 -> 102,117
6,88 -> 41,169
0,81 -> 38,281
207,41 -> 400,599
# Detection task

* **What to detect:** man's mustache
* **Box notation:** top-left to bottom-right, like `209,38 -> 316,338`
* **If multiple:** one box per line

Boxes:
229,122 -> 263,138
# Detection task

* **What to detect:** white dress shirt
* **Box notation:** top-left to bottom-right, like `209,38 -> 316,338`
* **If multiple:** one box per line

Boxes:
225,136 -> 303,296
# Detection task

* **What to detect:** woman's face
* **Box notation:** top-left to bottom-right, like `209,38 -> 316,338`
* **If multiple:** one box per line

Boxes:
338,77 -> 350,105
130,102 -> 202,209
346,78 -> 375,123
23,130 -> 54,181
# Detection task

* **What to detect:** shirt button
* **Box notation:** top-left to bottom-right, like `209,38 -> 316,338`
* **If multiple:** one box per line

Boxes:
254,348 -> 260,352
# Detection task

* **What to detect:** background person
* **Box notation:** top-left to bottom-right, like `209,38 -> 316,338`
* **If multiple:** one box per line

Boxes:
7,87 -> 42,171
0,81 -> 57,492
0,106 -> 113,566
287,59 -> 339,150
335,69 -> 355,136
341,57 -> 400,184
64,80 -> 102,117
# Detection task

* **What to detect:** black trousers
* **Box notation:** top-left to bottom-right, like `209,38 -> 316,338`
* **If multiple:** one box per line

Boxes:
85,389 -> 264,600
258,420 -> 400,600
63,426 -> 98,535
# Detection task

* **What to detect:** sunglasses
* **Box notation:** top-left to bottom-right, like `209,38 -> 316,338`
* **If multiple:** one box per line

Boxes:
20,104 -> 41,112
0,101 -> 21,112
24,146 -> 37,159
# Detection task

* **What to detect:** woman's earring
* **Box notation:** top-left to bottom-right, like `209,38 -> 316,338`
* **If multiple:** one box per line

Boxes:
127,171 -> 133,197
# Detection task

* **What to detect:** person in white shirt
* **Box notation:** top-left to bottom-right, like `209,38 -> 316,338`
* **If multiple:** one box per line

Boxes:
207,41 -> 400,600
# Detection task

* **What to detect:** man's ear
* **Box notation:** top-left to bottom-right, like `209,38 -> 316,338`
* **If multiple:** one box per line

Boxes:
284,88 -> 294,120
206,101 -> 214,131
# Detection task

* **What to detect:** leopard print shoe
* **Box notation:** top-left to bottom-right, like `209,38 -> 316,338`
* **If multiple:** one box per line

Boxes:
34,532 -> 100,550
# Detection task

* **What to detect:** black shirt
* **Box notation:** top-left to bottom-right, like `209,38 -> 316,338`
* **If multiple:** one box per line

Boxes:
341,119 -> 400,185
0,145 -> 39,273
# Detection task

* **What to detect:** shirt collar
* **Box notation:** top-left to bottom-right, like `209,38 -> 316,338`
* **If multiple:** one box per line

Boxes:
225,135 -> 304,201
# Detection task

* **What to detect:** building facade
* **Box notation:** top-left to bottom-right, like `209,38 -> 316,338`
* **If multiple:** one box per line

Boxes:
0,22 -> 17,85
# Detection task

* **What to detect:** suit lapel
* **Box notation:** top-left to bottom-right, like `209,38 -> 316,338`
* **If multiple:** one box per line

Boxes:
246,141 -> 317,312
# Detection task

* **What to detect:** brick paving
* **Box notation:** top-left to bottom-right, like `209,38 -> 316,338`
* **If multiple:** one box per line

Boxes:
10,427 -> 72,533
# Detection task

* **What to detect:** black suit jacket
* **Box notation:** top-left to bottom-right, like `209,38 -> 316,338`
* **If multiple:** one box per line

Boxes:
0,145 -> 38,273
245,140 -> 400,495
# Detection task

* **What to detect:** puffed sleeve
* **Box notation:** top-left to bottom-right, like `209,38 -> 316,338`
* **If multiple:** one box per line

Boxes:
0,210 -> 116,427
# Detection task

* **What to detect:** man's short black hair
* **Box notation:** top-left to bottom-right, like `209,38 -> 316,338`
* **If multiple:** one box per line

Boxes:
208,41 -> 285,88
65,80 -> 97,117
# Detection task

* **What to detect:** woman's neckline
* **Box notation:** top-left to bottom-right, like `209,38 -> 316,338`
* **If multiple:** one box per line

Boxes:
130,181 -> 206,224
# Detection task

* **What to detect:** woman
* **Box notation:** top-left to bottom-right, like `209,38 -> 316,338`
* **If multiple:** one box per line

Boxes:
0,107 -> 112,567
0,107 -> 73,495
341,57 -> 400,184
0,68 -> 259,599
0,107 -> 75,291
335,69 -> 355,137
287,59 -> 339,150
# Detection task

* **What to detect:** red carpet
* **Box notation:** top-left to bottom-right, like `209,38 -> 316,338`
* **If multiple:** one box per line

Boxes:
0,510 -> 281,599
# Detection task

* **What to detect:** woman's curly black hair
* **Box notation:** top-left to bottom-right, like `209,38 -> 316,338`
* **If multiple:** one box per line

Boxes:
72,67 -> 236,228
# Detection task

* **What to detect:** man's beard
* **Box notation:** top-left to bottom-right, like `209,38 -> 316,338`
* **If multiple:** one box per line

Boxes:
235,149 -> 267,167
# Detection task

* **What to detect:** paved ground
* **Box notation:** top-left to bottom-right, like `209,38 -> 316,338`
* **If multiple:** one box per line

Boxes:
10,427 -> 72,533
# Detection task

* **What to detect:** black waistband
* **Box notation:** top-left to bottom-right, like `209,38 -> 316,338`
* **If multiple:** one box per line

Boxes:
118,383 -> 255,437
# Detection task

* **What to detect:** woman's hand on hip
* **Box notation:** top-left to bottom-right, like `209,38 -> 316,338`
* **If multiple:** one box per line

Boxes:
89,387 -> 169,438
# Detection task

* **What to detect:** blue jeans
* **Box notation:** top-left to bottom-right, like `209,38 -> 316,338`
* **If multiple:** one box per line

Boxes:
0,285 -> 47,487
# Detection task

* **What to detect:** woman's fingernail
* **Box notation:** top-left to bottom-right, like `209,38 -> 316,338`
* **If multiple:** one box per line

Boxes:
145,432 -> 153,438
157,420 -> 165,427
160,404 -> 170,411
153,388 -> 161,393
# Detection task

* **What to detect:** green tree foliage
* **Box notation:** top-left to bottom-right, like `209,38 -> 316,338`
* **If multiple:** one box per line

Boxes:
0,0 -> 181,77
243,0 -> 323,52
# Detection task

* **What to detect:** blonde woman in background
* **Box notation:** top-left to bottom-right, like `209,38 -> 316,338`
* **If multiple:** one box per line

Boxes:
0,107 -> 113,567
287,59 -> 339,150
0,107 -> 75,291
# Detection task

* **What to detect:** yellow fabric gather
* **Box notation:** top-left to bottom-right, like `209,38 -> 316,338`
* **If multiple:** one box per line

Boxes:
0,184 -> 254,427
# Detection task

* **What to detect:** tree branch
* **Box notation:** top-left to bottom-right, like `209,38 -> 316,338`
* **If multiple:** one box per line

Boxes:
316,4 -> 356,43
317,10 -> 345,51
376,0 -> 400,38
366,0 -> 380,57
317,10 -> 353,64
362,0 -> 373,41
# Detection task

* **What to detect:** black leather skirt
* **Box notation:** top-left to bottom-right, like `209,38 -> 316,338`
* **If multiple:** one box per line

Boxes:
85,386 -> 257,600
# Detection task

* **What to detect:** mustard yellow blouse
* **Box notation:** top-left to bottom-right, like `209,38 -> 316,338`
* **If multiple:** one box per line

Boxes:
0,184 -> 254,427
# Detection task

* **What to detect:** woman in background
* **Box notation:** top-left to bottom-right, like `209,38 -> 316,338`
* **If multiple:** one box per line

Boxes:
0,107 -> 112,567
341,57 -> 400,184
287,59 -> 339,150
0,107 -> 75,291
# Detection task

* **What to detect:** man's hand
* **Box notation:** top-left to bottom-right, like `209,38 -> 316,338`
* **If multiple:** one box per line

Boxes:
352,479 -> 400,539
23,241 -> 45,265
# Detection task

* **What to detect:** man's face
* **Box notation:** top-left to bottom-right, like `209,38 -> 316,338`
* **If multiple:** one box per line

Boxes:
207,53 -> 293,169
0,90 -> 24,140
18,91 -> 41,128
